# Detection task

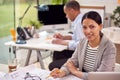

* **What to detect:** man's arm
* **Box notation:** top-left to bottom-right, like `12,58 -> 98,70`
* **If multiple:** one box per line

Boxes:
63,35 -> 72,40
53,33 -> 72,40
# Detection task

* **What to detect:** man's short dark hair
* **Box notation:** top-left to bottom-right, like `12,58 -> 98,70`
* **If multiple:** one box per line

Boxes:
65,0 -> 80,10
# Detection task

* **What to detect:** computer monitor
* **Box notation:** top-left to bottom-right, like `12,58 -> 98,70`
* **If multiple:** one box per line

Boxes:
37,4 -> 67,25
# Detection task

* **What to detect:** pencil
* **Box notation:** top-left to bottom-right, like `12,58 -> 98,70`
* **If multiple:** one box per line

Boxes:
46,69 -> 61,79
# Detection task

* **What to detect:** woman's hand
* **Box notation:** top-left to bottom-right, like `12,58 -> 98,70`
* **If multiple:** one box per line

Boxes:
50,68 -> 66,78
65,60 -> 83,78
66,60 -> 78,74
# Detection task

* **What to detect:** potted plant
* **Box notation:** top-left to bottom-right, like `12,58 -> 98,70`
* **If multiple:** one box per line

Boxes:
27,20 -> 43,35
51,0 -> 68,5
29,20 -> 43,29
111,6 -> 120,27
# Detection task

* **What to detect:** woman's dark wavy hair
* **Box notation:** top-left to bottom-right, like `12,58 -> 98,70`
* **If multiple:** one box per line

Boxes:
81,11 -> 102,25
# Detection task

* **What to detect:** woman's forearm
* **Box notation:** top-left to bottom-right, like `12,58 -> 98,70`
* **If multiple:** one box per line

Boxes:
71,70 -> 83,79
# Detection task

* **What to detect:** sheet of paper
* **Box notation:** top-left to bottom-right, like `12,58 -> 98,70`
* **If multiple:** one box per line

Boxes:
2,64 -> 82,80
0,72 -> 6,77
3,65 -> 60,80
0,72 -> 6,80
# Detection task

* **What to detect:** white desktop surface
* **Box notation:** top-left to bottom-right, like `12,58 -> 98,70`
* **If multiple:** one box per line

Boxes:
1,65 -> 82,80
5,38 -> 67,52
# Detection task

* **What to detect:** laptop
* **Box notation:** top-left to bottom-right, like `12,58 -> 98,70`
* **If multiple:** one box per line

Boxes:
88,72 -> 120,80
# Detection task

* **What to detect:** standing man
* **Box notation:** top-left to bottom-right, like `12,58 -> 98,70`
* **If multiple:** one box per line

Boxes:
49,0 -> 84,70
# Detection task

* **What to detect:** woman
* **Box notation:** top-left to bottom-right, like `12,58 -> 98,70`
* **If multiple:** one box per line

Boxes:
50,11 -> 116,80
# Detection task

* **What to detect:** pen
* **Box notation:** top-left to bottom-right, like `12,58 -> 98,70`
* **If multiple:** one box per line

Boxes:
46,69 -> 61,79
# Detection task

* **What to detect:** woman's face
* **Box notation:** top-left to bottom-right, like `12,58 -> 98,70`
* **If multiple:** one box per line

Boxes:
82,18 -> 102,42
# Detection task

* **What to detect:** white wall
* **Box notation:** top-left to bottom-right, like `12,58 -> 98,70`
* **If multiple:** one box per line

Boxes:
77,0 -> 119,13
77,0 -> 120,27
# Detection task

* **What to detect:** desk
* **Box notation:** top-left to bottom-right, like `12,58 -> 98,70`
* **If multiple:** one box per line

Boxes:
5,37 -> 67,69
0,64 -> 82,80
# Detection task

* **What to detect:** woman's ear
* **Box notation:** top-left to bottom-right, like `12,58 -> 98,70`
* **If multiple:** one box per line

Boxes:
99,24 -> 103,30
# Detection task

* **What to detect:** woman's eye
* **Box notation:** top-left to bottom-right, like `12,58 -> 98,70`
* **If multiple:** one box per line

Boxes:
83,26 -> 87,29
89,25 -> 95,29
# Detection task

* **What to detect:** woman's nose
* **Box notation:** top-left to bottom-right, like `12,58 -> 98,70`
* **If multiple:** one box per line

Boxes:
85,28 -> 91,33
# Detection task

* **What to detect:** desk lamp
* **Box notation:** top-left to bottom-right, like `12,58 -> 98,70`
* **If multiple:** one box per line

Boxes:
16,2 -> 32,44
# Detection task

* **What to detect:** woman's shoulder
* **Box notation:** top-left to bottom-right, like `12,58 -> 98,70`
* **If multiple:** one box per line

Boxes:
78,38 -> 87,47
101,34 -> 116,49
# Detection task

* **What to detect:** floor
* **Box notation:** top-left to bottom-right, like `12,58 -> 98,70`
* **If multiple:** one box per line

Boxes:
41,55 -> 52,70
0,36 -> 11,64
0,55 -> 52,73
